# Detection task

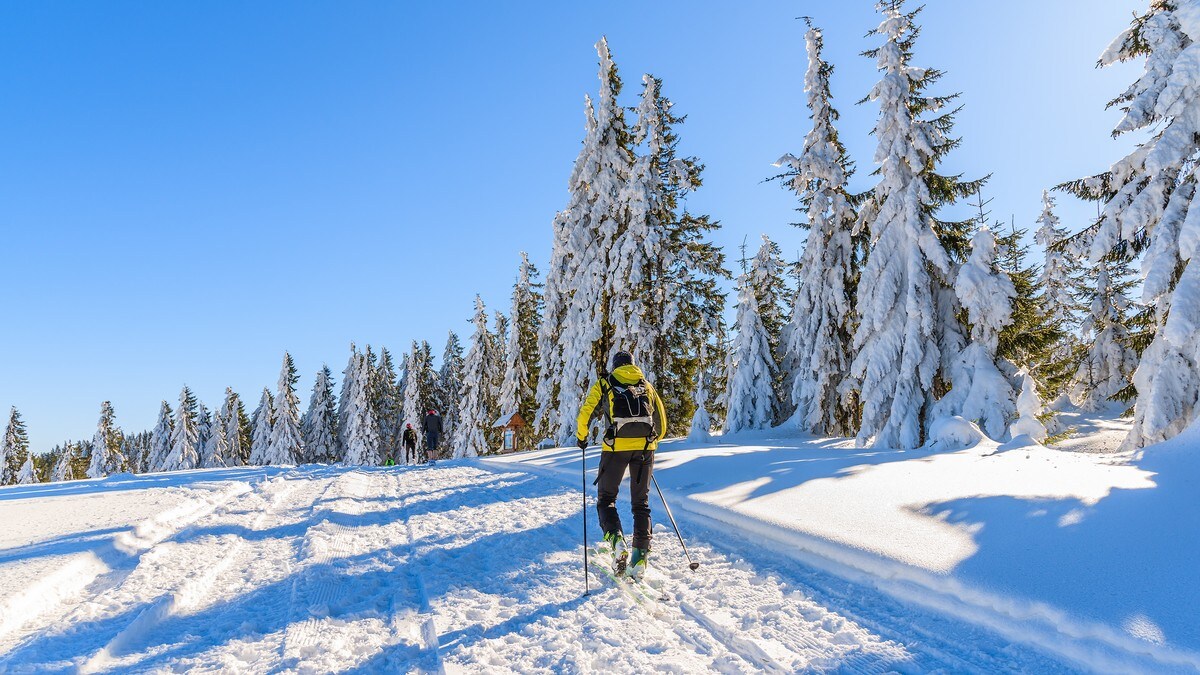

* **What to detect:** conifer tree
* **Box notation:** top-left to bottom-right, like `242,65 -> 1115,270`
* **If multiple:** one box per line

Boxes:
851,1 -> 982,449
401,341 -> 437,462
1034,191 -> 1080,329
220,388 -> 250,466
2,407 -> 29,485
777,22 -> 860,437
453,296 -> 493,457
148,401 -> 173,473
249,388 -> 275,466
687,344 -> 714,443
195,403 -> 212,464
16,452 -> 35,484
87,401 -> 125,478
203,401 -> 229,469
164,386 -> 200,471
540,38 -> 634,444
265,353 -> 303,465
302,366 -> 339,463
499,254 -> 543,447
487,312 -> 508,444
723,275 -> 777,433
935,228 -> 1018,440
373,348 -> 402,459
1011,369 -> 1049,443
342,350 -> 381,465
995,223 -> 1070,397
52,443 -> 76,482
439,331 -> 465,445
1072,258 -> 1139,411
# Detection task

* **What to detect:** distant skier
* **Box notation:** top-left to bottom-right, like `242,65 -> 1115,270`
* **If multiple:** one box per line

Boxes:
423,409 -> 443,460
577,350 -> 667,580
402,423 -> 419,464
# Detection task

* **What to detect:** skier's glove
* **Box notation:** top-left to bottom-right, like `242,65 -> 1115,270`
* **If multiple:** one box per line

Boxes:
577,438 -> 588,450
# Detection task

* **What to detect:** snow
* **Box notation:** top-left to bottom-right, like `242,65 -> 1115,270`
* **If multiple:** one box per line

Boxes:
2,406 -> 1195,672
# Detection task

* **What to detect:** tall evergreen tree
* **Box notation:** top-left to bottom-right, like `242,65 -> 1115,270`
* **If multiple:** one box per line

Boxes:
164,386 -> 200,471
540,38 -> 634,444
302,366 -> 339,463
1061,1 -> 1200,447
52,443 -> 76,482
1072,258 -> 1140,411
499,253 -> 543,447
249,388 -> 275,466
453,296 -> 494,457
1034,191 -> 1081,329
2,407 -> 29,485
203,400 -> 230,469
935,228 -> 1018,440
373,348 -> 402,460
777,22 -> 860,437
748,235 -> 789,421
401,341 -> 438,462
995,223 -> 1070,398
220,388 -> 250,466
723,274 -> 777,433
851,2 -> 982,449
342,350 -> 381,465
87,401 -> 125,478
195,403 -> 212,465
439,331 -> 466,444
148,400 -> 173,473
266,353 -> 303,465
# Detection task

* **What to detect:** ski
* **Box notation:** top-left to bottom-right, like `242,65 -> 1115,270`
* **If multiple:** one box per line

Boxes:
590,545 -> 669,611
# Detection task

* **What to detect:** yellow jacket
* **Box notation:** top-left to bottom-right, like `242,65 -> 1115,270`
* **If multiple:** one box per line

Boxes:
576,364 -> 668,451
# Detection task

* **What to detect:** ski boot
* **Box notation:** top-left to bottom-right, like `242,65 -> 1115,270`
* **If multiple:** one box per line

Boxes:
603,531 -> 629,576
628,547 -> 649,581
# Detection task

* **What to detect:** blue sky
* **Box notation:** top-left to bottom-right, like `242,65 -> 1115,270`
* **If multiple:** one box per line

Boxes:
1,1 -> 1143,452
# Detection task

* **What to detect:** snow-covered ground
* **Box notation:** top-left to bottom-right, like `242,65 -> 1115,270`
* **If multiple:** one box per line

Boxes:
0,411 -> 1195,673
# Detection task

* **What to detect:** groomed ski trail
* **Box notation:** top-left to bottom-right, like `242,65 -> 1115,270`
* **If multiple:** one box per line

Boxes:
1,461 -> 1081,673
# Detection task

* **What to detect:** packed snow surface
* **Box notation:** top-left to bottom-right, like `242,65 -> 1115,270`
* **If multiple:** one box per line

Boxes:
1,413 -> 1195,673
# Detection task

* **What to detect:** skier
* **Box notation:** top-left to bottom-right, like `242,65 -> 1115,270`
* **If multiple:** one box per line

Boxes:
402,423 -> 419,464
577,350 -> 667,580
423,409 -> 443,460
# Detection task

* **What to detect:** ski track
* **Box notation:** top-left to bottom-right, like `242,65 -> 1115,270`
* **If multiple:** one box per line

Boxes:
2,461 -> 1088,673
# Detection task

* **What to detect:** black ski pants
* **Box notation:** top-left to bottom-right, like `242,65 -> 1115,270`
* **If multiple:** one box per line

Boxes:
596,450 -> 654,550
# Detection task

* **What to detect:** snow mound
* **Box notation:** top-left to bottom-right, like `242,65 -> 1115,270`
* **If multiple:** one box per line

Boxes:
925,416 -> 984,451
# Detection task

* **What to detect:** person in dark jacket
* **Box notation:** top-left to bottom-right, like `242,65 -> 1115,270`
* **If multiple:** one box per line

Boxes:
423,409 -> 443,459
402,424 -> 419,464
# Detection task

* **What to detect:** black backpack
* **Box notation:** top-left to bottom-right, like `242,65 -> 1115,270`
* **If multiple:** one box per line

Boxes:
601,374 -> 656,443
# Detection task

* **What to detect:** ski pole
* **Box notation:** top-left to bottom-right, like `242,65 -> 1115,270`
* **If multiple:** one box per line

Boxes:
582,443 -> 590,596
651,475 -> 700,571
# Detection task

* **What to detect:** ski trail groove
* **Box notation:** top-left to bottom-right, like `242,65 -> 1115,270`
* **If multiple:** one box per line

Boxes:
0,477 -> 255,661
395,470 -> 445,675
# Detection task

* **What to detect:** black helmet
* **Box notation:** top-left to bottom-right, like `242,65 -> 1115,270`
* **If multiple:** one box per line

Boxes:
612,351 -> 633,369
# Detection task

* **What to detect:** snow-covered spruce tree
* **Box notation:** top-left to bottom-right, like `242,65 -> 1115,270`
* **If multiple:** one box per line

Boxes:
851,1 -> 983,449
748,235 -> 790,421
87,401 -> 125,478
147,400 -> 173,473
1060,1 -> 1200,447
52,443 -> 75,482
548,38 -> 634,444
372,348 -> 402,459
1035,191 -> 1081,329
249,388 -> 275,466
302,366 -> 339,464
337,344 -> 357,454
498,253 -> 543,448
202,401 -> 229,469
16,451 -> 35,484
611,73 -> 727,435
439,332 -> 465,444
342,350 -> 382,465
1072,258 -> 1140,411
723,274 -> 778,433
401,341 -> 437,462
776,22 -> 860,437
687,344 -> 714,442
487,312 -> 508,446
453,296 -> 494,457
195,402 -> 212,461
993,224 -> 1070,414
221,388 -> 251,466
265,353 -> 303,465
2,407 -> 29,485
164,386 -> 200,471
935,227 -> 1018,440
